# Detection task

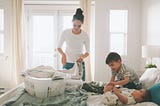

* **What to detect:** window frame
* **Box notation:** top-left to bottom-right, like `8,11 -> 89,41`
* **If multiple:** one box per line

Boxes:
109,9 -> 128,56
25,4 -> 78,68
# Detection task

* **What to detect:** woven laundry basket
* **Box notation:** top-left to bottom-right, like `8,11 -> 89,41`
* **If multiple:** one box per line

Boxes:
23,66 -> 66,98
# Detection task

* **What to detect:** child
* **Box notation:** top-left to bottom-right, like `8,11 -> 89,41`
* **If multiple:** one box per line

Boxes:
105,52 -> 141,89
102,83 -> 150,105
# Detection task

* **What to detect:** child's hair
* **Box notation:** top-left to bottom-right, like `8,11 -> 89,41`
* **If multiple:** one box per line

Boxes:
105,52 -> 121,64
73,8 -> 84,23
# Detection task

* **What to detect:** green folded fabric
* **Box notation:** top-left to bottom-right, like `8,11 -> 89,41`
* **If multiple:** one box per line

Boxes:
82,81 -> 106,94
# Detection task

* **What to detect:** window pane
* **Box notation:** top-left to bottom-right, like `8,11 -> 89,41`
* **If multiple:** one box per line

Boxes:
62,15 -> 72,31
32,15 -> 55,67
110,33 -> 127,55
109,10 -> 128,55
110,10 -> 128,33
0,9 -> 4,31
0,9 -> 4,53
61,15 -> 73,51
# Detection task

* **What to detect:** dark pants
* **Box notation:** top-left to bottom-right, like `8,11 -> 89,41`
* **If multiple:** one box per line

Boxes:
123,82 -> 142,90
63,62 -> 85,81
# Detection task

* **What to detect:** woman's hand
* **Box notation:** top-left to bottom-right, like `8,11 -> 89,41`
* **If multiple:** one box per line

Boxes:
76,52 -> 89,62
76,57 -> 83,62
62,53 -> 67,65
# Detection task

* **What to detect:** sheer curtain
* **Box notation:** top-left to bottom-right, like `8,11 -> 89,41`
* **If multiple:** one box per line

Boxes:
80,0 -> 92,81
11,0 -> 26,86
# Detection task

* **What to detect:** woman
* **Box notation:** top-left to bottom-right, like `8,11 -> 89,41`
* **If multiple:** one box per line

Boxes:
57,8 -> 90,81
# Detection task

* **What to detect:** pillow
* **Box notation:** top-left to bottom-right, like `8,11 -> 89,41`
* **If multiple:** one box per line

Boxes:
148,83 -> 160,105
140,68 -> 160,89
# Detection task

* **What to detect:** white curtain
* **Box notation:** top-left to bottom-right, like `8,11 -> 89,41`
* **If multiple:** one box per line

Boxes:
11,0 -> 25,86
80,0 -> 92,81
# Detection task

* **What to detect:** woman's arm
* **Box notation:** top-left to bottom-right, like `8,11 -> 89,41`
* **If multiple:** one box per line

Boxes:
76,52 -> 89,62
57,48 -> 65,55
84,34 -> 90,58
81,52 -> 89,59
77,34 -> 90,62
113,87 -> 128,104
57,48 -> 66,65
57,31 -> 66,65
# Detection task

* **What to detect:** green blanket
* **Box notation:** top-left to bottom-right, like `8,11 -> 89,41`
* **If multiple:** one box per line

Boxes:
82,81 -> 106,94
3,89 -> 88,106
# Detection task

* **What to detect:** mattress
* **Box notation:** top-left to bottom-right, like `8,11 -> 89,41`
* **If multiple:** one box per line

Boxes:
0,83 -> 158,106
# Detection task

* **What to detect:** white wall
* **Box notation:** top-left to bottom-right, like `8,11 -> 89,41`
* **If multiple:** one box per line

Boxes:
94,0 -> 141,81
0,0 -> 14,89
141,0 -> 160,68
2,0 -> 160,88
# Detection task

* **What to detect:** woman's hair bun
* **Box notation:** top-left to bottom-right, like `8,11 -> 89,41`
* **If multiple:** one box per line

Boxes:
76,8 -> 83,15
73,8 -> 84,23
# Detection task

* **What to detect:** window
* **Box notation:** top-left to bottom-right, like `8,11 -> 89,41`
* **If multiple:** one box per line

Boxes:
26,8 -> 75,68
25,3 -> 95,71
31,15 -> 56,67
0,9 -> 4,53
109,10 -> 128,55
62,15 -> 73,31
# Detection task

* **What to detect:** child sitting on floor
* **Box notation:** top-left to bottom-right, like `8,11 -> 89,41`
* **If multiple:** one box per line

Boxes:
105,52 -> 141,89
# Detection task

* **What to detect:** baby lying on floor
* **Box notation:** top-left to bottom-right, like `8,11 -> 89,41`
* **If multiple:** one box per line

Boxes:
102,83 -> 150,106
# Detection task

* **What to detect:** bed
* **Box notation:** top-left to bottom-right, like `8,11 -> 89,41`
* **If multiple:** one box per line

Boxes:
0,67 -> 159,106
0,83 -> 158,106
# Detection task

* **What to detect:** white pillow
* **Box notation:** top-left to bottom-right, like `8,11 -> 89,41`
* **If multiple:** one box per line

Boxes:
140,68 -> 160,89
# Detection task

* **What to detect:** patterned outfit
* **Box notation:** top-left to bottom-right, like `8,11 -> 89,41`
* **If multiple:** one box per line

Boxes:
102,88 -> 136,106
112,64 -> 141,89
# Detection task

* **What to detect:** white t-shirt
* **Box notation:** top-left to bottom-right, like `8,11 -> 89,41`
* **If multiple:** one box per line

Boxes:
58,29 -> 90,63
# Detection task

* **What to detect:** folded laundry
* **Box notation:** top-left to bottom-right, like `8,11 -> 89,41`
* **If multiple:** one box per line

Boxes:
82,81 -> 106,94
23,66 -> 66,98
23,65 -> 56,78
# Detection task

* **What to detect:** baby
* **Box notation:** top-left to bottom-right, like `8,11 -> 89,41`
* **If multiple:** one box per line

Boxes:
102,83 -> 150,105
